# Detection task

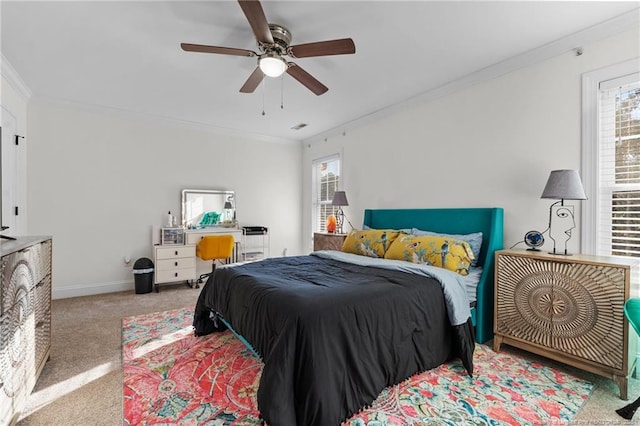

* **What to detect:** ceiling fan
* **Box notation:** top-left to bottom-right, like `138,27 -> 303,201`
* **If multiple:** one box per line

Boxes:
181,0 -> 355,96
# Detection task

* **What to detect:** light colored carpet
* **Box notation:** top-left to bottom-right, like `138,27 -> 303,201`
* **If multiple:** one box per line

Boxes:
16,283 -> 640,425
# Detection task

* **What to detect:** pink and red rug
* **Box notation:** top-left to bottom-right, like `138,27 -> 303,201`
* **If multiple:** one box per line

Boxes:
123,307 -> 593,425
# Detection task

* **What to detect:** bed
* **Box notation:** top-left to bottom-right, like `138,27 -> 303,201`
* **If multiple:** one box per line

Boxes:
193,207 -> 504,426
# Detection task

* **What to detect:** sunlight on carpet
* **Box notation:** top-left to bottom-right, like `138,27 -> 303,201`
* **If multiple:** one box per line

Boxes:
131,326 -> 194,359
123,307 -> 594,425
20,360 -> 118,420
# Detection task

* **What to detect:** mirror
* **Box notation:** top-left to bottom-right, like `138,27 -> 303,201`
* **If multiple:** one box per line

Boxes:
181,189 -> 236,229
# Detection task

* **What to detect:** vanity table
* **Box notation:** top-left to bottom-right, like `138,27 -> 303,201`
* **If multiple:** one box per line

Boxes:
152,189 -> 250,291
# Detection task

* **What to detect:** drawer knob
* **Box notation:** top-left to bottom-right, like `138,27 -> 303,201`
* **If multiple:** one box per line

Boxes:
175,272 -> 178,277
175,261 -> 178,266
175,250 -> 178,256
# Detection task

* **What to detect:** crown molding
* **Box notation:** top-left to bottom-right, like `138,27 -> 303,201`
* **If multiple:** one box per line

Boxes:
303,8 -> 640,145
31,96 -> 299,146
1,53 -> 32,101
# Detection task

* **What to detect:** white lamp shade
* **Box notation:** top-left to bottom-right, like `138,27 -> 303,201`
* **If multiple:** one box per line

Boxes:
541,169 -> 587,200
259,55 -> 287,77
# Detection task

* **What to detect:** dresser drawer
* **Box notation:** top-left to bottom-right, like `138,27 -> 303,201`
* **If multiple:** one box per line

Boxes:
26,240 -> 52,285
155,268 -> 196,284
1,252 -> 34,315
186,230 -> 243,246
186,233 -> 203,246
156,257 -> 196,272
0,296 -> 37,408
155,246 -> 194,260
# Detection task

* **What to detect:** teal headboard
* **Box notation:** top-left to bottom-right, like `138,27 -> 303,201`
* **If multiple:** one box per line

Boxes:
363,208 -> 504,343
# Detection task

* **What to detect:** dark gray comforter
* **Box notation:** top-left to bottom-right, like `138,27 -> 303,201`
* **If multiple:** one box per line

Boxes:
193,255 -> 475,426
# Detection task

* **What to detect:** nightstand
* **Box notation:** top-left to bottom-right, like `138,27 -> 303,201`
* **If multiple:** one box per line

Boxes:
493,249 -> 639,399
313,232 -> 347,251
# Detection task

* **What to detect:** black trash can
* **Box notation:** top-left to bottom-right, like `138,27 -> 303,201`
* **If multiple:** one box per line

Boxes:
133,257 -> 154,294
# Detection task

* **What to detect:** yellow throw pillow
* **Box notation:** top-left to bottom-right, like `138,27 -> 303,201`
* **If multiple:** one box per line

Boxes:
384,234 -> 475,275
341,229 -> 400,258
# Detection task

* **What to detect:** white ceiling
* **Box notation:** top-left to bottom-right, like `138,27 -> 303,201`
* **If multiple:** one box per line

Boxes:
2,1 -> 639,142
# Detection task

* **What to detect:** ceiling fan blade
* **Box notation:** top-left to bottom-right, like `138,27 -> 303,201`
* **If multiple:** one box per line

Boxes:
181,43 -> 257,57
288,38 -> 355,58
286,63 -> 328,96
240,67 -> 264,93
237,0 -> 274,45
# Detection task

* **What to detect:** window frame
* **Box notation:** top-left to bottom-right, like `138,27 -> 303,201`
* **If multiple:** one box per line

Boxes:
581,58 -> 640,256
311,153 -> 341,234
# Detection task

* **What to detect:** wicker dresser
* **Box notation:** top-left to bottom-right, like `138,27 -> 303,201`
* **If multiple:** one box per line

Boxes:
0,237 -> 52,425
494,249 -> 639,399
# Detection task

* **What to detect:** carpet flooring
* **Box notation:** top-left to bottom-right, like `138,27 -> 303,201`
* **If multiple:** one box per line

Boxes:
16,284 -> 640,425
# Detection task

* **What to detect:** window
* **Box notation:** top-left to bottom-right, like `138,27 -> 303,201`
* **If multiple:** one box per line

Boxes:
311,154 -> 341,233
582,60 -> 640,258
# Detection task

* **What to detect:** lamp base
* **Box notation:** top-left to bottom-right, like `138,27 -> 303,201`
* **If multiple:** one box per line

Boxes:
548,251 -> 573,256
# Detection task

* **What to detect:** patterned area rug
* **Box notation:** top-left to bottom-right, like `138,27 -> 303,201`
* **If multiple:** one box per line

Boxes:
123,307 -> 594,425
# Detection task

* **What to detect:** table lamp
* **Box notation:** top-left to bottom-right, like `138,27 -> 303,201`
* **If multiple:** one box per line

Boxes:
331,191 -> 349,234
540,169 -> 587,255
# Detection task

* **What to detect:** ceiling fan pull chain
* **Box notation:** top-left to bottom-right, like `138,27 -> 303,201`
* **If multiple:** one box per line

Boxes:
262,78 -> 266,116
281,75 -> 284,110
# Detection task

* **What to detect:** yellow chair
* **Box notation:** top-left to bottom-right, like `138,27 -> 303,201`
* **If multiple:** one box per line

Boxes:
193,234 -> 235,288
617,298 -> 640,419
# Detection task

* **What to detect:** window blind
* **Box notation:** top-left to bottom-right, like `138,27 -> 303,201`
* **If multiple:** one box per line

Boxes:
598,76 -> 640,257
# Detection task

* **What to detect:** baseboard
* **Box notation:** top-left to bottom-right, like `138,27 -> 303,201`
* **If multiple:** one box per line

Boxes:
53,280 -> 133,299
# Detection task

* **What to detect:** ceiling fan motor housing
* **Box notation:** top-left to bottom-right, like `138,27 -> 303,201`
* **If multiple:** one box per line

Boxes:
266,24 -> 292,54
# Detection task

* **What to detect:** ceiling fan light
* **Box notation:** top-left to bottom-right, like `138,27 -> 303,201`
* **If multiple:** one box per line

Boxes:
259,54 -> 287,78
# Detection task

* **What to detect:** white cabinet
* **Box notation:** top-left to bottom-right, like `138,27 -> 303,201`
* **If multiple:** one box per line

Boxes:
153,245 -> 196,291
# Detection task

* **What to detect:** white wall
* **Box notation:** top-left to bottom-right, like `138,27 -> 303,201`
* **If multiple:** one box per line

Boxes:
26,101 -> 302,298
10,24 -> 640,297
302,28 -> 640,254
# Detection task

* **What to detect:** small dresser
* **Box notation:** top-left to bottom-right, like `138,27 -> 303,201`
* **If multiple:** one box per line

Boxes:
153,245 -> 196,292
0,236 -> 52,425
313,232 -> 348,251
494,249 -> 639,399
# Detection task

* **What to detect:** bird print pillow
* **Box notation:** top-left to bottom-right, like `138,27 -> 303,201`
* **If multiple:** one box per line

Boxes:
341,229 -> 401,258
384,234 -> 475,275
